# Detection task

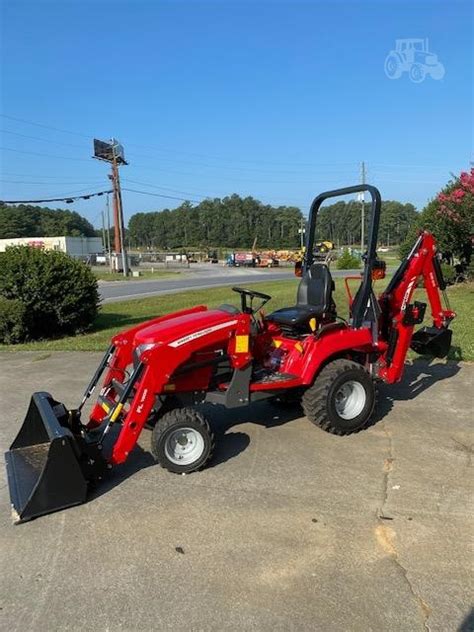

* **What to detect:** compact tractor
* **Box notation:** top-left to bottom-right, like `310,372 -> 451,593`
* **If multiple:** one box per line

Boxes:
5,185 -> 455,523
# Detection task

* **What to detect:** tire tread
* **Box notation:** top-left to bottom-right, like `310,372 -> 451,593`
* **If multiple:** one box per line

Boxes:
151,407 -> 215,473
302,359 -> 376,435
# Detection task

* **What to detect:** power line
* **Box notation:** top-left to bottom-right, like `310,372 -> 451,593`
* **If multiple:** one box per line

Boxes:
0,146 -> 91,162
0,179 -> 105,186
1,143 -> 355,185
1,113 -> 459,174
0,128 -> 87,150
0,114 -> 356,168
122,187 -> 203,204
372,162 -> 455,170
0,113 -> 91,139
125,148 -> 359,175
0,189 -> 113,204
122,178 -> 210,198
1,171 -> 102,179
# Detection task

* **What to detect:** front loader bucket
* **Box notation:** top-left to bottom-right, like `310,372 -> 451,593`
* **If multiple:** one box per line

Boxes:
4,392 -> 88,524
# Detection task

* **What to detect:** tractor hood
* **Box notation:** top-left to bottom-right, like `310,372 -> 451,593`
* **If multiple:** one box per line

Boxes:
133,307 -> 240,349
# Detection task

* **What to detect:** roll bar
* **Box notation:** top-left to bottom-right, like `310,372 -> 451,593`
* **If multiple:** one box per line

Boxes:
304,184 -> 382,328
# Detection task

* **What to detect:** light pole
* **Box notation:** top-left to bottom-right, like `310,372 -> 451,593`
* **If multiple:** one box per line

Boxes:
298,216 -> 306,249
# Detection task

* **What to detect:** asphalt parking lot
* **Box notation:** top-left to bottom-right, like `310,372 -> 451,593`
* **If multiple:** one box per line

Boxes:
0,352 -> 472,632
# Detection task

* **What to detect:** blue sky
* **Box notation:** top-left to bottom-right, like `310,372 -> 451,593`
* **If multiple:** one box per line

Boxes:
1,0 -> 472,226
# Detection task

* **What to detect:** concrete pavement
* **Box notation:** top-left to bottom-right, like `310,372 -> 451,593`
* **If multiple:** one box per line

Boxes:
0,352 -> 472,631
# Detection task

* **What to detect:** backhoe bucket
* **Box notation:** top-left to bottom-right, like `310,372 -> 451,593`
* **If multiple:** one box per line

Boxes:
410,326 -> 452,359
4,392 -> 88,524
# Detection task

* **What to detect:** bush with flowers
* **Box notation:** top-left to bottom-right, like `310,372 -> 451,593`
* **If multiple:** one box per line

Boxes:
399,169 -> 474,266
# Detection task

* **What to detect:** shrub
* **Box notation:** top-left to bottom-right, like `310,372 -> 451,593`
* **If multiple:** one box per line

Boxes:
0,297 -> 28,344
399,169 -> 474,261
337,248 -> 361,270
0,246 -> 99,340
440,263 -> 456,286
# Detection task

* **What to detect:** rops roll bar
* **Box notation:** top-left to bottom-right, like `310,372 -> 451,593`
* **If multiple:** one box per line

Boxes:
304,184 -> 382,328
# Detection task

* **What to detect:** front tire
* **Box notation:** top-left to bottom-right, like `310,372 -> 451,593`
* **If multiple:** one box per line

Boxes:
429,62 -> 445,80
409,63 -> 426,83
302,359 -> 376,435
151,407 -> 215,473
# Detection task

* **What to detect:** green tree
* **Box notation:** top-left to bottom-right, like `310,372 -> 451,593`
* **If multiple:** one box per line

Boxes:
127,195 -> 304,249
0,203 -> 96,239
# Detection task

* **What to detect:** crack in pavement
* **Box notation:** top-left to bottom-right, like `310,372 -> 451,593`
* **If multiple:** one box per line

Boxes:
451,437 -> 474,467
376,423 -> 432,632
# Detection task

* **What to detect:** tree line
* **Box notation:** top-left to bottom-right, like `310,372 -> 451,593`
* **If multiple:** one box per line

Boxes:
0,195 -> 419,250
0,204 -> 96,239
316,200 -> 418,247
128,195 -> 418,249
128,195 -> 303,249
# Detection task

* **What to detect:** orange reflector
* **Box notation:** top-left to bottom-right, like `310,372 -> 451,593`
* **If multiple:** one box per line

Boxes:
235,335 -> 249,353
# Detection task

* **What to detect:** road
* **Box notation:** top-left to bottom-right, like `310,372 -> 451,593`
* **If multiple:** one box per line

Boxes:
0,352 -> 472,631
100,265 -> 364,303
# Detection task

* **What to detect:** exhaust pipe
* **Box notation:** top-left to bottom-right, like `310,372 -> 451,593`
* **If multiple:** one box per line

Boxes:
5,392 -> 94,524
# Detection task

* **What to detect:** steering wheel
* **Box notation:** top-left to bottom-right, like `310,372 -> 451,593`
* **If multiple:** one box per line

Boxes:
232,287 -> 271,314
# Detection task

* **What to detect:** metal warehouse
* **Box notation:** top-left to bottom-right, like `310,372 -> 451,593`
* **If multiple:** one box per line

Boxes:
0,236 -> 103,257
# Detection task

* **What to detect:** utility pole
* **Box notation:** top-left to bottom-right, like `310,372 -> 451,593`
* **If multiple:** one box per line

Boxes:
109,147 -> 129,277
101,209 -> 107,260
93,137 -> 128,277
299,216 -> 305,249
105,193 -> 112,271
360,161 -> 366,253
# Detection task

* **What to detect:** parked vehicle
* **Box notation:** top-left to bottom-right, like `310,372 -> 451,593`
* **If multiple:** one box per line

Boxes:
5,185 -> 455,523
226,252 -> 257,267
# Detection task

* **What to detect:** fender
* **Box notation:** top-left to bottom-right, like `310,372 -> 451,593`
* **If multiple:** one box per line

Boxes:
300,326 -> 374,385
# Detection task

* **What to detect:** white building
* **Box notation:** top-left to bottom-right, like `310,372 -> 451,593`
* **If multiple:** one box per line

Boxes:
0,236 -> 103,257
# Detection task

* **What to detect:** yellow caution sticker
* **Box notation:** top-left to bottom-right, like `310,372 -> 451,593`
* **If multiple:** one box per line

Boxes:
295,342 -> 304,353
101,401 -> 111,414
235,335 -> 249,353
309,318 -> 317,332
110,402 -> 124,422
273,339 -> 282,348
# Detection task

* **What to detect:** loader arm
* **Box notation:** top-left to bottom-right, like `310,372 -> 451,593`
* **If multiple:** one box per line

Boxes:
378,231 -> 455,383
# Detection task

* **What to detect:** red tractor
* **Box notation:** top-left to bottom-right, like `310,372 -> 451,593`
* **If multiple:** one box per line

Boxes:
5,185 -> 455,523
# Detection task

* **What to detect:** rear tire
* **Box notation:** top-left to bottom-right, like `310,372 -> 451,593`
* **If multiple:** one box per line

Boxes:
151,407 -> 215,473
302,359 -> 376,435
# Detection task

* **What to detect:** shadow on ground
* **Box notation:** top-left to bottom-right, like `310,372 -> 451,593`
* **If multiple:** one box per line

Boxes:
376,357 -> 461,421
90,358 -> 461,500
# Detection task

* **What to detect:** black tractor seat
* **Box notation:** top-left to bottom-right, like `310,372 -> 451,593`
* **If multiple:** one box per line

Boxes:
266,263 -> 336,331
266,304 -> 326,328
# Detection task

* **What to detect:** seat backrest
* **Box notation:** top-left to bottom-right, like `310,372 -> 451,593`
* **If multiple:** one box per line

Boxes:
296,263 -> 334,312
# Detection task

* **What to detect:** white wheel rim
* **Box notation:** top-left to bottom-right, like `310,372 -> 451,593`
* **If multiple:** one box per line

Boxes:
164,427 -> 205,465
334,381 -> 366,420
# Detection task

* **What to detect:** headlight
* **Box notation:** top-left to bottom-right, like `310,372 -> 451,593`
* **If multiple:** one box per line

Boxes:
136,343 -> 156,357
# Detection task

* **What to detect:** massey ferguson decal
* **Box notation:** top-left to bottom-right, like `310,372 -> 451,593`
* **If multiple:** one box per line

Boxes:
401,278 -> 416,312
169,320 -> 238,348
